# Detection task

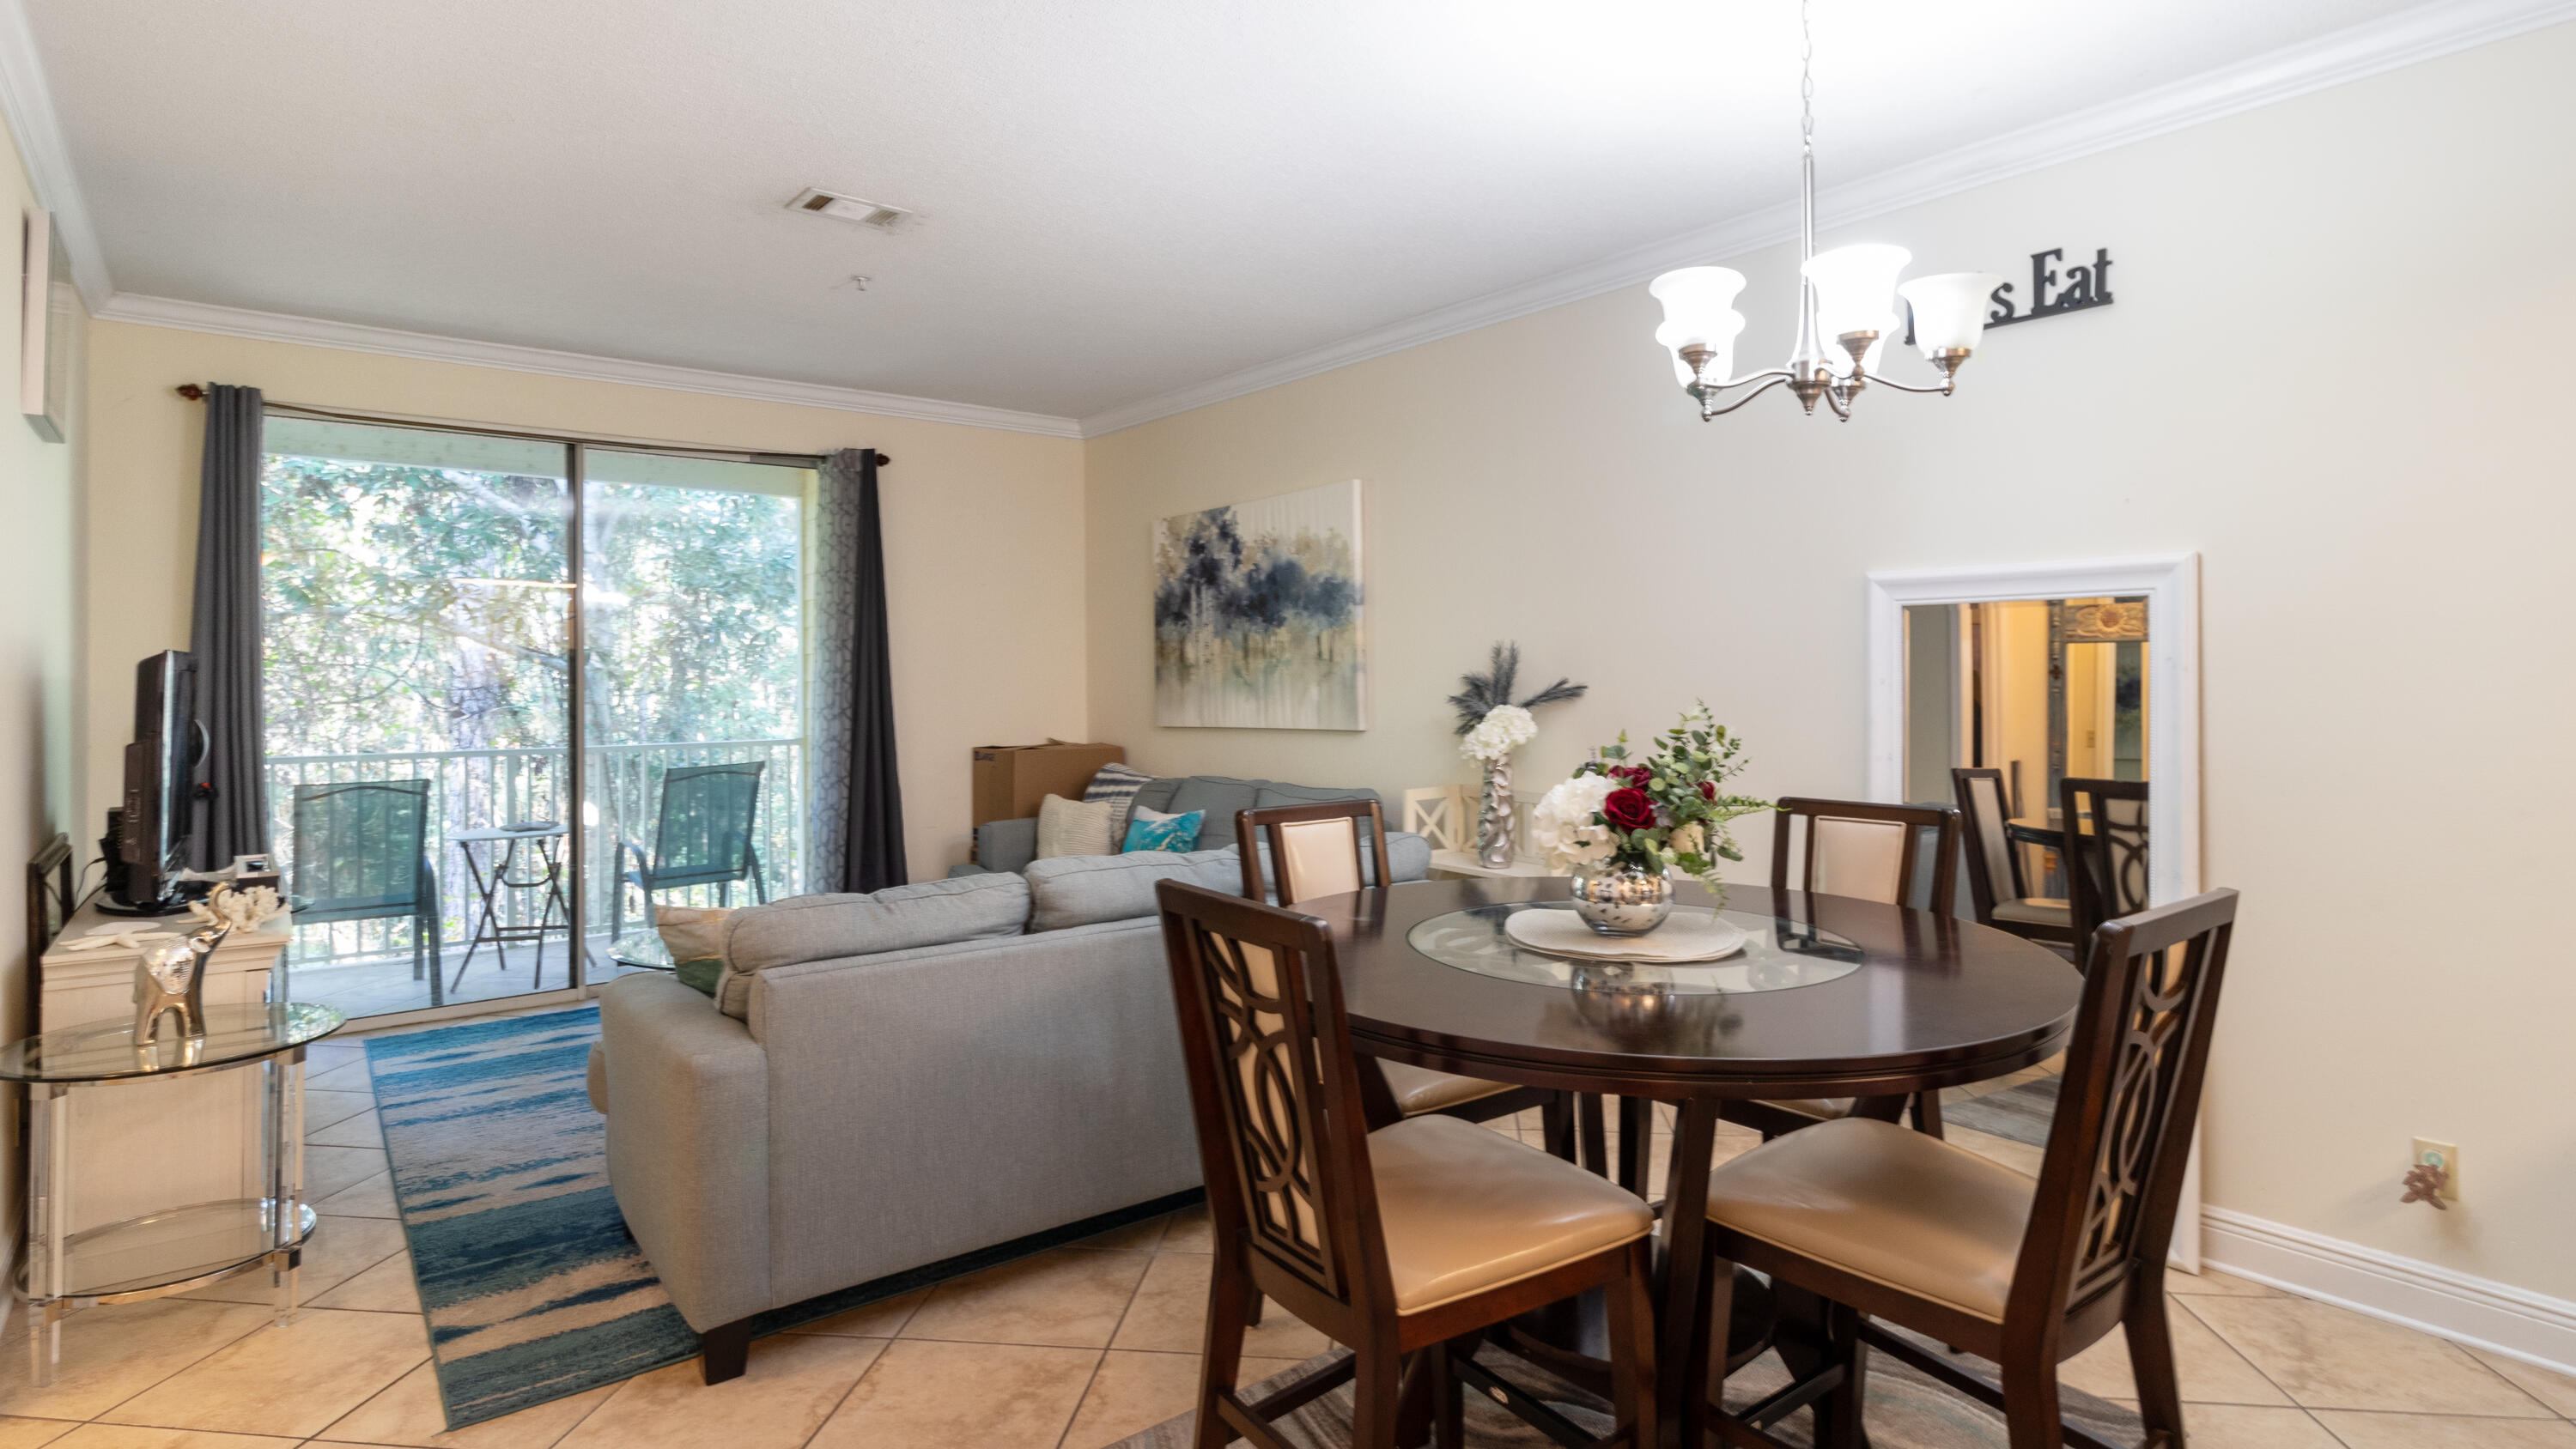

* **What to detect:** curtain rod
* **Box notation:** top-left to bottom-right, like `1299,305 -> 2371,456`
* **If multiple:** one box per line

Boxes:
172,384 -> 887,468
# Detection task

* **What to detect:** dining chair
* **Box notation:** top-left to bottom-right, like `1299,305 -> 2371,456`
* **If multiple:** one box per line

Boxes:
2061,778 -> 2150,955
1236,800 -> 1574,1149
1692,887 -> 2239,1449
1720,797 -> 1960,1141
614,760 -> 769,943
1400,785 -> 1471,854
1156,877 -> 1659,1449
289,779 -> 442,1005
1953,767 -> 2075,947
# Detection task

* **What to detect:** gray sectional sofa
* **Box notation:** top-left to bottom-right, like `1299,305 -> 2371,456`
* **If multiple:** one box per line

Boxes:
591,797 -> 1427,1382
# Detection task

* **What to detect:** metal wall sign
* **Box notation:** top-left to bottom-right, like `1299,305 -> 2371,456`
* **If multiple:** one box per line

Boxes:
1986,246 -> 2114,329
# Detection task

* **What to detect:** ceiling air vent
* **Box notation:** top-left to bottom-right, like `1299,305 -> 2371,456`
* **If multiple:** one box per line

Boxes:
787,187 -> 907,229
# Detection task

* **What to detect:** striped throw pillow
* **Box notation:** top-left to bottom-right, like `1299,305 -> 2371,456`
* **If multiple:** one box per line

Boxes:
1084,762 -> 1155,841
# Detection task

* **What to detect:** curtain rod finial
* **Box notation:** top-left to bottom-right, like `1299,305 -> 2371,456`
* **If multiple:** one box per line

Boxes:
874,451 -> 890,467
175,384 -> 206,401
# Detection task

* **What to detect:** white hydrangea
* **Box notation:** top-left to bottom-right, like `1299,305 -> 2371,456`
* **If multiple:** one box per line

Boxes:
1460,704 -> 1537,763
1531,773 -> 1618,870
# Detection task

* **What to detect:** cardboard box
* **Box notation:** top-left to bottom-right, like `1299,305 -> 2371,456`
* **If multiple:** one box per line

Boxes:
971,741 -> 1127,829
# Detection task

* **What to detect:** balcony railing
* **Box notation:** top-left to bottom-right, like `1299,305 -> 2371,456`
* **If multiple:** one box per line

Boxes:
264,738 -> 805,968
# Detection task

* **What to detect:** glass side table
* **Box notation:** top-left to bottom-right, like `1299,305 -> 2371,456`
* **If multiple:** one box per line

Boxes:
0,1001 -> 343,1384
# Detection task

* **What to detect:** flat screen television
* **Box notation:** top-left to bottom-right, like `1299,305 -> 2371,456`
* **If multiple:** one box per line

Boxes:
107,650 -> 202,914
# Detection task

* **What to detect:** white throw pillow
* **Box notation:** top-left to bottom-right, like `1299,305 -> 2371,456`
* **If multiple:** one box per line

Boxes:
1036,793 -> 1118,859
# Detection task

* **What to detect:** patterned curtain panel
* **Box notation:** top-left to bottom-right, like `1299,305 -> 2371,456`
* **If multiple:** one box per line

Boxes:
188,383 -> 270,868
806,447 -> 908,891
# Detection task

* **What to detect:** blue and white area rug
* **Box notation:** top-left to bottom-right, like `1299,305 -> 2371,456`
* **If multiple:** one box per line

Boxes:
365,1008 -> 693,1428
365,1006 -> 1192,1429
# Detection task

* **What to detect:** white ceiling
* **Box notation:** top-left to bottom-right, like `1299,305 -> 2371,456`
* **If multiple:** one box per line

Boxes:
16,0 -> 2553,428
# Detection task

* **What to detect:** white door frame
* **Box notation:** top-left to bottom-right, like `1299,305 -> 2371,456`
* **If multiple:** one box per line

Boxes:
1862,551 -> 2206,1265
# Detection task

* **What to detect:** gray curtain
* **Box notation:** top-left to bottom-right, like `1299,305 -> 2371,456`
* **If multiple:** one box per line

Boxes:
187,383 -> 270,869
807,448 -> 908,890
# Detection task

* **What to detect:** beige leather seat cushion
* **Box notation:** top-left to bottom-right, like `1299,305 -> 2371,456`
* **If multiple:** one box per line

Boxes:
1379,1061 -> 1516,1115
1705,1116 -> 2035,1322
1371,1114 -> 1654,1314
1993,897 -> 2072,928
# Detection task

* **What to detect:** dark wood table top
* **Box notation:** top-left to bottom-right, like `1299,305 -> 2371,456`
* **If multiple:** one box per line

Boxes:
1303,876 -> 2081,1101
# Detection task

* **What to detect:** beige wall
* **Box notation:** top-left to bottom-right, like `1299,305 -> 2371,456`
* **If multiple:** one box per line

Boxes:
82,323 -> 1087,879
1086,26 -> 2576,1300
0,146 -> 88,1235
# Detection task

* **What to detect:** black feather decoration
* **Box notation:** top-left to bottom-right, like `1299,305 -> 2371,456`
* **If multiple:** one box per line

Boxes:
1449,641 -> 1587,734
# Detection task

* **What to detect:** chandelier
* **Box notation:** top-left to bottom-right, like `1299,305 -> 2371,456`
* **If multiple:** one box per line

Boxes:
1649,1 -> 2003,421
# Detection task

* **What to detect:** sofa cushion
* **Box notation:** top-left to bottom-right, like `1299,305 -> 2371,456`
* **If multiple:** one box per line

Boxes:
1036,793 -> 1118,859
1165,776 -> 1270,848
1084,762 -> 1156,841
714,874 -> 1031,1018
974,816 -> 1040,874
1253,783 -> 1382,810
1121,807 -> 1205,853
1129,776 -> 1185,817
1025,848 -> 1243,931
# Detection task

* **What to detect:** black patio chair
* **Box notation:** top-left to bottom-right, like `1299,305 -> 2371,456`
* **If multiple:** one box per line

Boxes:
614,761 -> 769,943
289,779 -> 443,1006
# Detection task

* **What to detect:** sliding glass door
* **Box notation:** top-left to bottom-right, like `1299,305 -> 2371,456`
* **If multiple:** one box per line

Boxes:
259,419 -> 812,1022
580,450 -> 812,967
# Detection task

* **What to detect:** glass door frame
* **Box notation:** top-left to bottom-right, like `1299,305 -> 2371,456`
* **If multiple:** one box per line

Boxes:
258,403 -> 827,1030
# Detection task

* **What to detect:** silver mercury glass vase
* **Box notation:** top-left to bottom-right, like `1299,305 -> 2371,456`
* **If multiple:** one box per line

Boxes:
1476,757 -> 1516,869
1570,858 -> 1676,937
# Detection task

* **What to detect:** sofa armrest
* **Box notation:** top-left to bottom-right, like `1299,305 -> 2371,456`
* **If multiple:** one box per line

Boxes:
975,816 -> 1039,873
945,862 -> 995,878
598,974 -> 772,1331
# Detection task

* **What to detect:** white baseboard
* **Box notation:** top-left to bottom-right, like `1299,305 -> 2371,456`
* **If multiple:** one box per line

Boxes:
2201,1206 -> 2576,1377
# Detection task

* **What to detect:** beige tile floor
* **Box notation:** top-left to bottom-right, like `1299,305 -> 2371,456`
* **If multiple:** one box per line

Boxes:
2,1036 -> 2567,1449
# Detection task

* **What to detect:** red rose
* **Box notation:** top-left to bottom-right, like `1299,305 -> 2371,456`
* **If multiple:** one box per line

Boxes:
1610,764 -> 1649,785
1602,787 -> 1655,831
1699,781 -> 1716,802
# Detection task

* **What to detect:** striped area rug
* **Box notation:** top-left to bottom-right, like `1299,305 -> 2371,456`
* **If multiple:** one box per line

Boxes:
363,1008 -> 698,1428
366,1004 -> 1198,1430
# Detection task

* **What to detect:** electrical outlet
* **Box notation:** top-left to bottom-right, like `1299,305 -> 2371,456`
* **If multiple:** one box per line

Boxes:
2413,1138 -> 2460,1201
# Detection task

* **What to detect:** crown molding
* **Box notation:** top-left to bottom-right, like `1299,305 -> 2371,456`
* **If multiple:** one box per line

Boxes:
94,294 -> 1086,439
1079,0 -> 2576,436
0,0 -> 111,308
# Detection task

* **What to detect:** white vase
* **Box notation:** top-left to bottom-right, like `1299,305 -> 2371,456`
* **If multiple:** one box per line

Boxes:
1477,758 -> 1515,869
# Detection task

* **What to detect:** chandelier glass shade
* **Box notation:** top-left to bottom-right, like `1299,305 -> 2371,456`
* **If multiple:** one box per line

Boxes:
1649,3 -> 2005,421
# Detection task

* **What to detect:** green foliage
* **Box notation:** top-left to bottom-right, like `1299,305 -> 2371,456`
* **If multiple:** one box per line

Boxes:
1571,703 -> 1777,879
260,456 -> 802,758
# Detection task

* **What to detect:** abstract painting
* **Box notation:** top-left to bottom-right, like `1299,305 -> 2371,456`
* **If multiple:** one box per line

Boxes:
1154,479 -> 1365,730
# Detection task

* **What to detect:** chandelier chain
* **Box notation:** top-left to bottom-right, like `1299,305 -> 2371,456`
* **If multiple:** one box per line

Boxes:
1799,0 -> 1814,156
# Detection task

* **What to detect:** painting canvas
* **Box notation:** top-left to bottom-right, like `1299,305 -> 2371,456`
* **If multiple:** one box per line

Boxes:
1154,479 -> 1364,730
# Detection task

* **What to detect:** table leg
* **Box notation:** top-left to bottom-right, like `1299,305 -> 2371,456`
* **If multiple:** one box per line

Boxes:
26,1084 -> 56,1387
1616,1097 -> 1652,1197
1656,1099 -> 1722,1449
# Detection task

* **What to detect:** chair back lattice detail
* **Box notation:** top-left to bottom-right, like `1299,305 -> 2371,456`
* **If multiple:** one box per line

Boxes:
290,779 -> 432,919
1771,797 -> 1959,914
2018,889 -> 2237,1321
1159,882 -> 1382,1310
2061,778 -> 2149,946
651,761 -> 766,887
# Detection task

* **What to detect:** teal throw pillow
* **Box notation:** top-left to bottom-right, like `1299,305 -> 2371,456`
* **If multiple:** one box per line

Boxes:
1122,809 -> 1206,853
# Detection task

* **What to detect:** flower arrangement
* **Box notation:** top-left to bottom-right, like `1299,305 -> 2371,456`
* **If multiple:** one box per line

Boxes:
1532,705 -> 1774,882
1460,704 -> 1535,763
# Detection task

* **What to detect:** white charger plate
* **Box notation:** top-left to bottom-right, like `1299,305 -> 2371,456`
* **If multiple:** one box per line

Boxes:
1502,907 -> 1749,963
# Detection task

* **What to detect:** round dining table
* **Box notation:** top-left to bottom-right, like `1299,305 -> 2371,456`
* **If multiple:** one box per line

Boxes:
1297,875 -> 2083,1446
